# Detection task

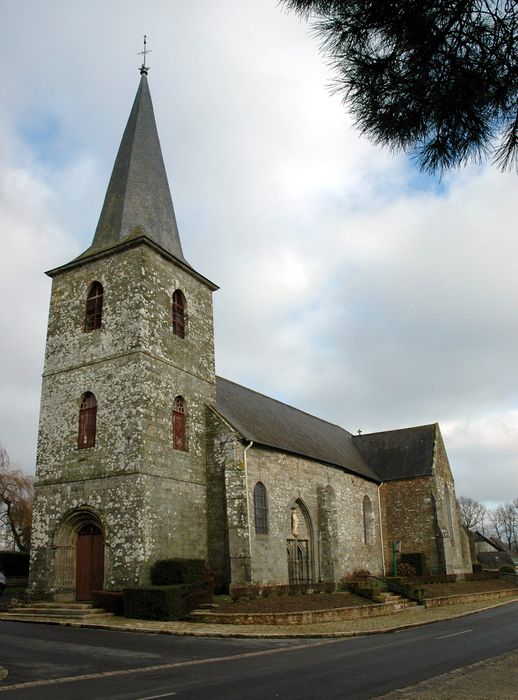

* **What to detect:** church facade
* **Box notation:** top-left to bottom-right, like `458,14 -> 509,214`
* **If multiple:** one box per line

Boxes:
29,69 -> 471,601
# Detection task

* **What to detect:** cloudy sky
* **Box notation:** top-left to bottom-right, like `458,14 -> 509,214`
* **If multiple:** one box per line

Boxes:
1,1 -> 516,506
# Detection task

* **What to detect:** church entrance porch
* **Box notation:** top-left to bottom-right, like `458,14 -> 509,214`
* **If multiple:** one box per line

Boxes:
53,509 -> 105,601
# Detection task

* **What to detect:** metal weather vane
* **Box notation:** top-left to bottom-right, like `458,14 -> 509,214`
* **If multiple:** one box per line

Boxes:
138,35 -> 152,74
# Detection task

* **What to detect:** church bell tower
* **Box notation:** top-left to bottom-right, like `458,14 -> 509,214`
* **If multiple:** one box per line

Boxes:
30,58 -> 218,600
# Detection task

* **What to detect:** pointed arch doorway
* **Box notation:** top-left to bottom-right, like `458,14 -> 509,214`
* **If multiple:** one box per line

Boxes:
287,500 -> 314,585
76,523 -> 104,600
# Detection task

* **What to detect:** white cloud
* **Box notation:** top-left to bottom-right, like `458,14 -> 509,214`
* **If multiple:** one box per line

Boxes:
0,0 -> 516,506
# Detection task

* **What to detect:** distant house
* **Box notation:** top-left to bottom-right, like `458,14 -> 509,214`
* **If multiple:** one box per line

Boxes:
474,531 -> 514,570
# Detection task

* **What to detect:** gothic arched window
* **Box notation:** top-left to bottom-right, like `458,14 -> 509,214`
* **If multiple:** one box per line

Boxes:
78,392 -> 97,449
84,282 -> 104,332
172,290 -> 187,338
172,396 -> 187,451
363,495 -> 373,544
254,482 -> 268,534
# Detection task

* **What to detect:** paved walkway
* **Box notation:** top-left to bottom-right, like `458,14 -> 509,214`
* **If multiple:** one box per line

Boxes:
375,648 -> 518,699
1,594 -> 518,638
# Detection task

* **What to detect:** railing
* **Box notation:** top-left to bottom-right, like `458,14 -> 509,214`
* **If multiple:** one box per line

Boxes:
366,574 -> 423,602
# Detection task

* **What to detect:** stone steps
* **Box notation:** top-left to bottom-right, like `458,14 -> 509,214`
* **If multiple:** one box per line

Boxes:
6,602 -> 111,620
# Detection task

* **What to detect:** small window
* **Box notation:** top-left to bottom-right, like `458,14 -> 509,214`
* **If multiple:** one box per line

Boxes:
78,392 -> 97,449
172,396 -> 187,450
84,282 -> 104,332
172,290 -> 187,338
254,482 -> 268,534
363,495 -> 373,544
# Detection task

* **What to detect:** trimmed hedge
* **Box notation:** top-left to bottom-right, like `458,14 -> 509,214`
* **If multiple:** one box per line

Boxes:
124,584 -> 197,620
92,590 -> 124,616
150,558 -> 205,585
0,551 -> 29,576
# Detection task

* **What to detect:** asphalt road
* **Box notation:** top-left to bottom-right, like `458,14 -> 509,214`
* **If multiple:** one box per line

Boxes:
1,603 -> 518,699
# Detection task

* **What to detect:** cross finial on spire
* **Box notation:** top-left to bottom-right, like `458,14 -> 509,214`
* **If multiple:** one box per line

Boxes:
138,35 -> 152,75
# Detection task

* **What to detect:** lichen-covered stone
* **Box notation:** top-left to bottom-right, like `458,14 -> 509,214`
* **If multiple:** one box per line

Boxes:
30,242 -> 216,598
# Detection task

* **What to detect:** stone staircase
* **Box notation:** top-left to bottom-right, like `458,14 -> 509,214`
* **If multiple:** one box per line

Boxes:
372,591 -> 420,611
3,601 -> 111,621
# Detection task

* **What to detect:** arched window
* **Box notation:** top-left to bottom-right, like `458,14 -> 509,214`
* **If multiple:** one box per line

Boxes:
172,290 -> 187,338
172,396 -> 187,450
253,482 -> 268,534
78,392 -> 97,449
363,495 -> 373,544
84,282 -> 104,332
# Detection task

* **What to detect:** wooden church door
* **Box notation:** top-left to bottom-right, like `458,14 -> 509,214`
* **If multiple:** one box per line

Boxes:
76,524 -> 104,600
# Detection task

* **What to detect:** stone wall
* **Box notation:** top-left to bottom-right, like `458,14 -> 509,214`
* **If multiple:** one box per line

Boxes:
431,427 -> 472,574
380,477 -> 442,575
30,241 -> 216,598
210,436 -> 385,587
379,426 -> 471,576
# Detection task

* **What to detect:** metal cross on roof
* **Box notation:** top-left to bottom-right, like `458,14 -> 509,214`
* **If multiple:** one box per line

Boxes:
357,429 -> 362,435
138,35 -> 152,75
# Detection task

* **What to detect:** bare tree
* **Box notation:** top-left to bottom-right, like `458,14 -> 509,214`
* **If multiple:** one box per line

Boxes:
457,496 -> 487,533
490,502 -> 518,550
0,444 -> 33,551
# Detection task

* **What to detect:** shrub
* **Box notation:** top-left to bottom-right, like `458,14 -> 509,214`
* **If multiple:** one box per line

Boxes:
230,584 -> 259,602
92,590 -> 124,615
185,582 -> 213,610
204,564 -> 227,594
472,563 -> 483,573
499,565 -> 515,574
0,551 -> 29,577
340,569 -> 370,587
397,562 -> 417,577
150,559 -> 205,585
124,584 -> 198,620
313,582 -> 336,593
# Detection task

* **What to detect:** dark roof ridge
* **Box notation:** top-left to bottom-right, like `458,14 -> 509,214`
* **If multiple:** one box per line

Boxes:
215,375 -> 352,437
359,423 -> 437,438
214,376 -> 379,481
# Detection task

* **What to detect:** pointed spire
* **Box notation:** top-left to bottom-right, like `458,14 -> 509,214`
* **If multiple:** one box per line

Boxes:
87,72 -> 186,262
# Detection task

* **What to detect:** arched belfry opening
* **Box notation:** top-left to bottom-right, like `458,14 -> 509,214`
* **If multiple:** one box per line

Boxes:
53,509 -> 105,601
286,499 -> 314,585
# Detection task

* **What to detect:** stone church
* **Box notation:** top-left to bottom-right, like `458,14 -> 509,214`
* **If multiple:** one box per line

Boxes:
29,66 -> 471,600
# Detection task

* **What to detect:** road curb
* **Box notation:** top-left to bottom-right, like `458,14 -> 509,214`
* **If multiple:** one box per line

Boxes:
1,596 -> 517,639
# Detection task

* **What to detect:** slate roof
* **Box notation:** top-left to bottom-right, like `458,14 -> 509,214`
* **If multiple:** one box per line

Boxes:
85,73 -> 185,262
474,531 -> 505,551
74,73 -> 186,263
215,377 -> 379,481
47,73 -> 218,290
352,425 -> 437,481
